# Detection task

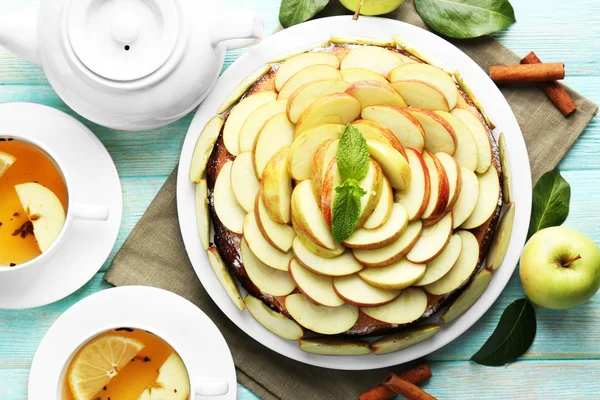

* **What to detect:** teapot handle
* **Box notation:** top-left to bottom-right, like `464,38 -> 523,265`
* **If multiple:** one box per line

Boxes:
209,10 -> 263,51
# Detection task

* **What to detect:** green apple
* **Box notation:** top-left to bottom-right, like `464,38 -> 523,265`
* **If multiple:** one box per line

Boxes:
520,226 -> 600,310
340,0 -> 405,16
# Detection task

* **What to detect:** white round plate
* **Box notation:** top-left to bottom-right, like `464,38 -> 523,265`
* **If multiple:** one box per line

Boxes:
29,286 -> 237,399
177,16 -> 532,370
0,102 -> 122,309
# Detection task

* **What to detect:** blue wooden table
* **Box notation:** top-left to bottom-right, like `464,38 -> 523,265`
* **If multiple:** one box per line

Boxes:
1,0 -> 599,398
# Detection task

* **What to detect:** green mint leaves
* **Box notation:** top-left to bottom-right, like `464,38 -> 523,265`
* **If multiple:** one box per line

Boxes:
332,125 -> 370,243
337,124 -> 370,182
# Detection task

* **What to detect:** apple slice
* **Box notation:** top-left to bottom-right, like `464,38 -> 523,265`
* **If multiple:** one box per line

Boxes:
441,269 -> 492,323
389,63 -> 458,109
217,64 -> 272,114
344,204 -> 408,250
414,234 -> 462,286
435,111 -> 478,172
275,52 -> 341,91
353,221 -> 423,268
245,295 -> 305,340
363,178 -> 393,230
299,337 -> 371,356
231,152 -> 260,213
195,179 -> 210,250
371,324 -> 441,355
454,71 -> 496,129
346,80 -> 408,109
393,35 -> 453,74
341,68 -> 388,85
278,64 -> 342,100
452,168 -> 479,229
406,109 -> 456,155
436,152 -> 462,209
321,158 -> 383,227
288,124 -> 344,181
359,258 -> 426,290
238,100 -> 287,153
254,114 -> 294,178
451,109 -> 492,174
293,237 -> 362,276
361,287 -> 428,325
240,239 -> 295,296
207,246 -> 245,311
486,202 -> 515,271
366,139 -> 412,191
461,166 -> 501,229
424,230 -> 479,295
189,116 -> 223,183
287,79 -> 352,124
255,194 -> 295,253
289,259 -> 345,307
15,183 -> 67,253
213,161 -> 246,234
421,151 -> 450,221
330,36 -> 396,47
291,179 -> 340,251
334,274 -> 401,306
406,212 -> 453,264
394,149 -> 430,221
138,352 -> 190,400
499,133 -> 512,203
294,226 -> 345,259
244,212 -> 293,271
285,293 -> 359,335
352,120 -> 406,158
310,139 -> 339,200
295,93 -> 361,136
261,147 -> 292,224
340,46 -> 403,76
362,105 -> 425,152
223,91 -> 277,156
391,80 -> 450,112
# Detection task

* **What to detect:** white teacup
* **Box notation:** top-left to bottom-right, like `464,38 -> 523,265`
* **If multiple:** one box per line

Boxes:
58,324 -> 230,398
0,134 -> 110,271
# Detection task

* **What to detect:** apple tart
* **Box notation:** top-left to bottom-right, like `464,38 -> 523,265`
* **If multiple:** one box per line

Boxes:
190,37 -> 508,352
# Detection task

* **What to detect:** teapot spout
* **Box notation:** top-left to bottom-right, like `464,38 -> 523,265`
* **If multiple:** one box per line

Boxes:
0,7 -> 40,65
209,9 -> 263,51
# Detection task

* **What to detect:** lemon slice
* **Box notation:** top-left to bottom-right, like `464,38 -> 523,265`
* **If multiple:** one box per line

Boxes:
68,335 -> 145,400
0,151 -> 16,178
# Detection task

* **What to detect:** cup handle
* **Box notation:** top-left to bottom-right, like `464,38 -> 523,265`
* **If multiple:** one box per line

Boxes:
194,377 -> 229,397
71,203 -> 110,222
209,9 -> 264,50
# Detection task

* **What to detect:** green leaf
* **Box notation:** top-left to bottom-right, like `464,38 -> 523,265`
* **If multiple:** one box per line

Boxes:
332,179 -> 365,243
528,169 -> 571,238
337,124 -> 370,182
279,0 -> 330,28
415,0 -> 516,39
471,298 -> 536,366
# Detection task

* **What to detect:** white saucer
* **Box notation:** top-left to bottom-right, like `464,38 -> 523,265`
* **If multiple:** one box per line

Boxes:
29,286 -> 237,400
0,102 -> 122,309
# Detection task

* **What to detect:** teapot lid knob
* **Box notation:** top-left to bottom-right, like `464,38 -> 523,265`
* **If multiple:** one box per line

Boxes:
67,0 -> 180,82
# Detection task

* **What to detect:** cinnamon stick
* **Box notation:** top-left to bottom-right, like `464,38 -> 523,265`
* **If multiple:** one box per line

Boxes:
359,364 -> 433,400
490,63 -> 565,83
521,51 -> 577,116
383,374 -> 437,400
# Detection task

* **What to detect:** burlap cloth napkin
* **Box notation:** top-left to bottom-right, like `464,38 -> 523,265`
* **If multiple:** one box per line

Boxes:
105,1 -> 598,398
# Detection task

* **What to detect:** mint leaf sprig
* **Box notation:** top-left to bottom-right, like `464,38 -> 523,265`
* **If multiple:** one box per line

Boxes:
332,125 -> 370,243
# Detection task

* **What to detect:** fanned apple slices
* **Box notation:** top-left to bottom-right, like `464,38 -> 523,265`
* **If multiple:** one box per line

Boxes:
192,39 -> 506,347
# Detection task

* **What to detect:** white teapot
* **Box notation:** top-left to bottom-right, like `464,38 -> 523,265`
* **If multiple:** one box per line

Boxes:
0,0 -> 263,131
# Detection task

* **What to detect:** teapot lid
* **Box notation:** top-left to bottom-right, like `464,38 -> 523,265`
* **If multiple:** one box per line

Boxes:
67,0 -> 180,82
